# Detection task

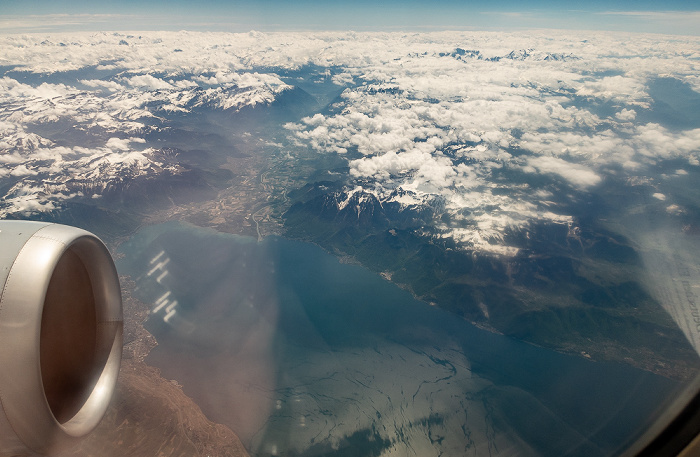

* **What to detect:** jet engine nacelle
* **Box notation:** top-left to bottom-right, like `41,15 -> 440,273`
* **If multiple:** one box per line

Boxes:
0,221 -> 122,456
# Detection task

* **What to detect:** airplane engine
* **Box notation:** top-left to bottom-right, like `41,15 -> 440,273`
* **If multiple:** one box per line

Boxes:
0,221 -> 122,456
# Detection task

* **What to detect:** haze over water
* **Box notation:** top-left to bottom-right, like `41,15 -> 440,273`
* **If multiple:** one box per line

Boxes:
117,222 -> 679,457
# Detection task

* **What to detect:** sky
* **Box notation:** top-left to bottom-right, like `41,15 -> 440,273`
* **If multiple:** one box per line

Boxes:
1,0 -> 700,35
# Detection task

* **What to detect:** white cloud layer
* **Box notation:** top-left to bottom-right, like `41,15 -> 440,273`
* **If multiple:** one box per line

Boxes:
1,30 -> 699,253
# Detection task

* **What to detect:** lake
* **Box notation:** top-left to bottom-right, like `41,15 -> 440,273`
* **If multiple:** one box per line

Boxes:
116,221 -> 680,457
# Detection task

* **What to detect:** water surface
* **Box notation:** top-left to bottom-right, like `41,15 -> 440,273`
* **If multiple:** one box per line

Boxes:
116,222 -> 679,457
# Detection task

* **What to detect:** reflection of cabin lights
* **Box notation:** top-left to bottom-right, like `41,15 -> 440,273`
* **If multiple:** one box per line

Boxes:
149,250 -> 165,264
155,291 -> 171,305
156,270 -> 168,283
164,310 -> 176,323
165,301 -> 178,313
153,299 -> 169,313
147,258 -> 170,276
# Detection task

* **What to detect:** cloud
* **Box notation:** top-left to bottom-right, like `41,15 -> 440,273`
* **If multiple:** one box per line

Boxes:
0,77 -> 77,102
332,72 -> 355,86
125,74 -> 174,90
9,164 -> 37,177
2,29 -> 700,254
525,156 -> 602,189
576,75 -> 648,103
615,108 -> 637,121
276,30 -> 700,253
105,137 -> 145,151
634,124 -> 700,163
81,79 -> 124,92
666,204 -> 686,215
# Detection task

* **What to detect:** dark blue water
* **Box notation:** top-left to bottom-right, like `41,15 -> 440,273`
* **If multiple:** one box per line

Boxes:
116,222 -> 681,457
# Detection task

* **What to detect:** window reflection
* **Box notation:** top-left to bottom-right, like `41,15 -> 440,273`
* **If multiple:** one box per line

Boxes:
114,222 -> 685,457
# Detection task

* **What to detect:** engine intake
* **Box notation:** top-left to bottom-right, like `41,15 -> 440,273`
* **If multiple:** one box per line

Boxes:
0,221 -> 122,456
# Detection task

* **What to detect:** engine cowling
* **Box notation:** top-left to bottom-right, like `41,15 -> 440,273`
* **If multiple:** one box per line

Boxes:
0,221 -> 122,456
